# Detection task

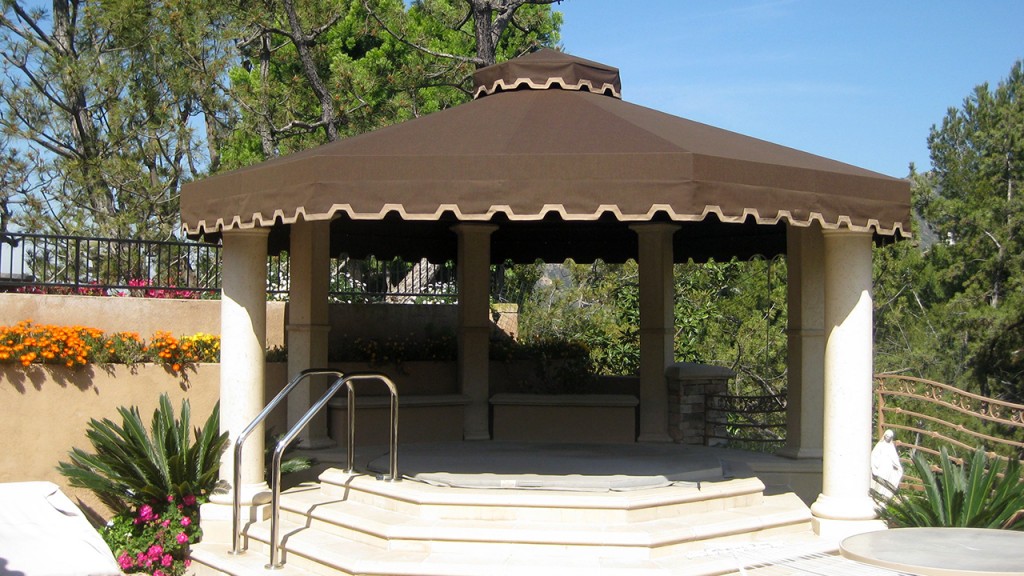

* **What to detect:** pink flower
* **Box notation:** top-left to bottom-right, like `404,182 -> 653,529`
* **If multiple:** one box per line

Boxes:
161,519 -> 171,527
180,516 -> 191,527
154,570 -> 166,576
117,553 -> 134,569
176,531 -> 189,544
185,559 -> 191,568
147,544 -> 163,559
182,494 -> 196,506
161,553 -> 174,567
138,504 -> 156,522
167,495 -> 175,503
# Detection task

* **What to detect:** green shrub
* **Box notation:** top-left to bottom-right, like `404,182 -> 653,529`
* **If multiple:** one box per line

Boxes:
875,446 -> 1024,530
58,394 -> 229,513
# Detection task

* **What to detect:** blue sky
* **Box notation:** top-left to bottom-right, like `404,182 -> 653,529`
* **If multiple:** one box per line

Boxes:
554,1 -> 1023,178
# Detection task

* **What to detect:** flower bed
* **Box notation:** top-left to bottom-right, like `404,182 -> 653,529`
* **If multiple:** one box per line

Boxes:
0,321 -> 219,374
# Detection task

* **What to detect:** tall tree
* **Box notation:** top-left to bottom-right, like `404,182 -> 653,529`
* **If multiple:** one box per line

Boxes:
223,0 -> 561,169
0,134 -> 39,240
223,0 -> 409,166
366,0 -> 562,68
0,0 -> 237,238
889,60 -> 1024,399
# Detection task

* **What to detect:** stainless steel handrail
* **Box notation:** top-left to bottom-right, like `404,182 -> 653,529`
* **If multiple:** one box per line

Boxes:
266,372 -> 399,569
229,368 -> 344,556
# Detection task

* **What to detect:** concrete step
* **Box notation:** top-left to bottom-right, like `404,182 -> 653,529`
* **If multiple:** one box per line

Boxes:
316,469 -> 768,523
192,528 -> 835,576
272,486 -> 810,559
191,468 -> 821,576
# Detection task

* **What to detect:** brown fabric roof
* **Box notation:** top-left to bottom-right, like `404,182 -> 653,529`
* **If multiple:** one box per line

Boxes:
181,49 -> 910,262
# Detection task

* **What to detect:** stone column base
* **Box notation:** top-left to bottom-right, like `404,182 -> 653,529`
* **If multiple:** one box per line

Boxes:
200,482 -> 272,545
198,500 -> 271,547
811,492 -> 877,521
812,516 -> 888,543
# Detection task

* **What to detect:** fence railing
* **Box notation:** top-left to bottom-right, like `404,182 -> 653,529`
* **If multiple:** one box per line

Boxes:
705,392 -> 787,451
0,231 -> 457,302
875,374 -> 1024,484
0,231 -> 221,296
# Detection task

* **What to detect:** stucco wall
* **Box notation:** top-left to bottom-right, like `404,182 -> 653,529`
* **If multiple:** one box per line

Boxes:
0,293 -> 288,347
0,363 -> 287,520
328,303 -> 458,343
0,296 -> 525,354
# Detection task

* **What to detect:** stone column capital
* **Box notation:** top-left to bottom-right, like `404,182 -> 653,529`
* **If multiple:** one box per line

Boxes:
821,227 -> 873,238
220,226 -> 271,239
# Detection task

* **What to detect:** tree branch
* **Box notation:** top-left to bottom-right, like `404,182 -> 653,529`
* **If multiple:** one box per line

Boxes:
361,0 -> 485,67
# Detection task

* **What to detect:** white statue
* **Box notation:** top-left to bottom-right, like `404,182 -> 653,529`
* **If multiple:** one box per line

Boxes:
870,429 -> 904,500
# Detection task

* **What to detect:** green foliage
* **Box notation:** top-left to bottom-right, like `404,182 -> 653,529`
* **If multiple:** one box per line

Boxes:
58,394 -> 229,514
1,0 -> 237,238
875,447 -> 1024,530
675,258 -> 788,398
517,257 -> 788,399
264,430 -> 315,481
517,260 -> 640,376
221,0 -> 562,169
881,60 -> 1024,400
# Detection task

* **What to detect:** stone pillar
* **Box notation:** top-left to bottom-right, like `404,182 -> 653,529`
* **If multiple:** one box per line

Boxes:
666,362 -> 735,446
812,229 -> 881,534
778,224 -> 825,460
631,223 -> 679,443
212,228 -> 270,507
453,224 -> 497,441
286,219 -> 334,449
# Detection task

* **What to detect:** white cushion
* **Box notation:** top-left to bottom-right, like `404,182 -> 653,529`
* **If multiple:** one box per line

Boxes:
0,481 -> 121,576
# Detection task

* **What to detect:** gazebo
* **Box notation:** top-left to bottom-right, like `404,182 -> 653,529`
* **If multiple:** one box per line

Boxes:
181,49 -> 910,536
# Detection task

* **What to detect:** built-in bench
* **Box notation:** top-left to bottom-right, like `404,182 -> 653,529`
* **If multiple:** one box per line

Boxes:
489,393 -> 639,444
328,394 -> 469,445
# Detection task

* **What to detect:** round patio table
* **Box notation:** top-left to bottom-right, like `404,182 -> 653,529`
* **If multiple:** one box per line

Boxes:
840,527 -> 1024,576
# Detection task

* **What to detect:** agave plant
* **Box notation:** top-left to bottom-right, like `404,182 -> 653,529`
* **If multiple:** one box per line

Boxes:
58,394 -> 229,513
875,446 -> 1024,530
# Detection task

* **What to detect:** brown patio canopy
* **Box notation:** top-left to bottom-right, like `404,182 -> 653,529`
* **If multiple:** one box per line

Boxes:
181,49 -> 910,263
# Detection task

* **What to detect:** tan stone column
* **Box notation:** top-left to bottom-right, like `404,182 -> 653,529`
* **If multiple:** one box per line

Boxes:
812,229 -> 882,535
286,219 -> 334,449
213,228 -> 270,506
453,224 -> 497,441
631,223 -> 679,443
778,224 -> 825,460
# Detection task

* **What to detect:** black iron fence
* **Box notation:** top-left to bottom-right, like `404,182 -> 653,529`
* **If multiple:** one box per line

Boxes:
705,392 -> 787,452
0,231 -> 457,302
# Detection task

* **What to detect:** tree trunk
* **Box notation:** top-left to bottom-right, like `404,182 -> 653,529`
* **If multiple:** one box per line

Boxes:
280,0 -> 338,142
472,2 -> 496,67
257,31 -> 276,158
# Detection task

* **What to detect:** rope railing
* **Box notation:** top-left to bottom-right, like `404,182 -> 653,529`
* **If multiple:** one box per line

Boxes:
874,374 -> 1024,484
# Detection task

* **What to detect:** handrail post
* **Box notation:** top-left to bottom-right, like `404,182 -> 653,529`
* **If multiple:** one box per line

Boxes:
265,372 -> 399,569
229,368 -> 344,556
346,383 -> 356,473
